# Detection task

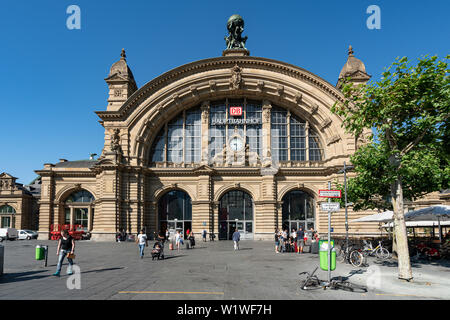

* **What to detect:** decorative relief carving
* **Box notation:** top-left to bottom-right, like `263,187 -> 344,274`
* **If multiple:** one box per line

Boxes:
189,85 -> 198,97
229,64 -> 243,90
257,80 -> 265,92
110,129 -> 122,153
327,135 -> 341,146
209,80 -> 217,92
114,89 -> 122,97
276,84 -> 284,96
320,118 -> 332,131
295,92 -> 303,104
172,93 -> 181,106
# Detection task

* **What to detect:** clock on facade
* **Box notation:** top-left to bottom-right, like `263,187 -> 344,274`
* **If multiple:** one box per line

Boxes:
229,135 -> 244,152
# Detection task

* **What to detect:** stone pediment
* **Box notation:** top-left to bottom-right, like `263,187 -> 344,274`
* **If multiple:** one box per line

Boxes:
193,164 -> 216,175
104,72 -> 130,82
0,172 -> 17,179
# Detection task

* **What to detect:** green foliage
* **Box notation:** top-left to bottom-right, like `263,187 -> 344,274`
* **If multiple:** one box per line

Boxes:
332,55 -> 450,211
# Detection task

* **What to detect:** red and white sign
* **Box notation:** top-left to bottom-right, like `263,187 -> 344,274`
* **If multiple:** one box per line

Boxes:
318,190 -> 342,198
229,106 -> 242,116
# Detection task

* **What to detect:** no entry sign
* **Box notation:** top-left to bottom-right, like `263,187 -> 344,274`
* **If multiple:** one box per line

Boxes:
319,190 -> 342,198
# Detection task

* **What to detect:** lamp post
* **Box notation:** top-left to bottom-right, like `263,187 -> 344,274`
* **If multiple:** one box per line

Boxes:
338,162 -> 354,249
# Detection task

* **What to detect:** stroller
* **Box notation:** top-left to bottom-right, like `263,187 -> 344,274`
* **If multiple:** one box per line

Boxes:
151,240 -> 165,260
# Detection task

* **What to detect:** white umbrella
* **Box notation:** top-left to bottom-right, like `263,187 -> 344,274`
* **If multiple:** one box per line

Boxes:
404,205 -> 450,221
404,205 -> 450,242
350,210 -> 393,223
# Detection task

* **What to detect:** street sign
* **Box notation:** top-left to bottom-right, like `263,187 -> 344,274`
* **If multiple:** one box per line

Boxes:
319,190 -> 342,198
320,202 -> 340,212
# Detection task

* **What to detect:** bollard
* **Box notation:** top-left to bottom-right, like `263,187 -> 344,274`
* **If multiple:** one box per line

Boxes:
0,244 -> 4,276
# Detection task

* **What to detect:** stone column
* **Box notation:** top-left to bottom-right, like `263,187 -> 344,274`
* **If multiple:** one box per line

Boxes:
255,174 -> 277,240
262,100 -> 272,161
37,164 -> 55,240
192,175 -> 212,236
200,101 -> 210,165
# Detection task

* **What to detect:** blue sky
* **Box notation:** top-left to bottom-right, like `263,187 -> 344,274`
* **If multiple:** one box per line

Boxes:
0,0 -> 449,184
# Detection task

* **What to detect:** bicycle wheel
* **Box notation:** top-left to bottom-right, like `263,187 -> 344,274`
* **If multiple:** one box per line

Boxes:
376,248 -> 390,259
337,248 -> 346,263
332,281 -> 367,293
299,276 -> 322,290
349,250 -> 363,267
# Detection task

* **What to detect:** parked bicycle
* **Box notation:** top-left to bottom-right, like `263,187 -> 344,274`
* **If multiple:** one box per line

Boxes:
361,240 -> 391,259
299,267 -> 367,293
336,242 -> 365,267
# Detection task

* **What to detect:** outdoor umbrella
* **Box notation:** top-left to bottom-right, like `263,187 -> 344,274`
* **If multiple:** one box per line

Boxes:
350,211 -> 394,239
404,205 -> 450,242
350,210 -> 393,223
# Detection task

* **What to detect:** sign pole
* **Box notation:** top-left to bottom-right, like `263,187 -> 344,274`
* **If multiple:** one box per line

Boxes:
344,162 -> 349,249
327,181 -> 331,284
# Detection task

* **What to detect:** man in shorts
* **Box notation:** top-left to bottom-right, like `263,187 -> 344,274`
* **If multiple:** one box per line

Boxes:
297,227 -> 305,254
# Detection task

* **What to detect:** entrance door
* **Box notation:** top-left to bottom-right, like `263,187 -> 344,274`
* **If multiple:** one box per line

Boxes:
218,190 -> 254,240
1,216 -> 10,228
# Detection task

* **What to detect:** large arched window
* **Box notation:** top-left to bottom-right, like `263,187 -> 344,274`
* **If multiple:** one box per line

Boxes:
149,100 -> 323,166
150,107 -> 202,164
0,205 -> 16,228
64,189 -> 95,231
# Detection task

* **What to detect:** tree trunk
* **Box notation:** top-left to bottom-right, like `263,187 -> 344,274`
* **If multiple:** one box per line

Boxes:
391,177 -> 413,281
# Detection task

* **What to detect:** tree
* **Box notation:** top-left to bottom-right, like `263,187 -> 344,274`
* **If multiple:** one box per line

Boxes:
332,55 -> 449,281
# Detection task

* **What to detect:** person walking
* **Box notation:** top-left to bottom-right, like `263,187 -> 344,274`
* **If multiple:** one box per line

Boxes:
53,229 -> 75,276
232,229 -> 240,251
297,227 -> 305,254
165,228 -> 169,243
137,229 -> 148,259
202,229 -> 207,242
175,230 -> 182,252
275,228 -> 280,253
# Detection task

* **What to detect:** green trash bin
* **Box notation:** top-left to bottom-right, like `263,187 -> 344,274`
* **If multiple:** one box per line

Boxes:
35,245 -> 45,260
319,240 -> 336,271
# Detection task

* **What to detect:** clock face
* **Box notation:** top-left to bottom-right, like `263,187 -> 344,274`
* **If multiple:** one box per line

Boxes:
230,136 -> 244,152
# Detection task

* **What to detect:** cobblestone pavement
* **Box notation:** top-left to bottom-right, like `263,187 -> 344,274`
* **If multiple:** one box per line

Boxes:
1,239 -> 449,300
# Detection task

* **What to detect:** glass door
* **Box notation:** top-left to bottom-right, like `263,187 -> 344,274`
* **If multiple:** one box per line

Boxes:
1,216 -> 10,228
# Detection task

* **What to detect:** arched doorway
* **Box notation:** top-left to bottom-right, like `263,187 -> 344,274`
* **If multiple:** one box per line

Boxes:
64,190 -> 95,232
158,190 -> 192,239
282,190 -> 315,233
0,205 -> 15,228
218,190 -> 253,240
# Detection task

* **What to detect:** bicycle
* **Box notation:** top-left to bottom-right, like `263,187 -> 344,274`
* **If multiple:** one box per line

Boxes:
337,243 -> 365,267
361,240 -> 390,260
299,267 -> 368,293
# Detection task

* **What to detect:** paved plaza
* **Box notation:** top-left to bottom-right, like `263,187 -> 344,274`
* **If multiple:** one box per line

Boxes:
0,239 -> 449,300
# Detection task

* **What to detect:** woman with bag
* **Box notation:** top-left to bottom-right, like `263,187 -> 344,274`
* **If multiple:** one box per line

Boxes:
53,229 -> 75,276
137,229 -> 148,259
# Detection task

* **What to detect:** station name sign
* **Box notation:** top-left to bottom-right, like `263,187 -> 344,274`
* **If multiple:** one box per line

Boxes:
318,190 -> 342,198
211,118 -> 262,125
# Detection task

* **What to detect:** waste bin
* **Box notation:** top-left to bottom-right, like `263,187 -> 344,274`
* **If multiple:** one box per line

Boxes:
35,245 -> 45,260
319,240 -> 336,271
311,241 -> 319,254
0,244 -> 4,276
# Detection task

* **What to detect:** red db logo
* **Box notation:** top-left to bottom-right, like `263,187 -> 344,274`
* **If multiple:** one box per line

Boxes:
230,106 -> 242,116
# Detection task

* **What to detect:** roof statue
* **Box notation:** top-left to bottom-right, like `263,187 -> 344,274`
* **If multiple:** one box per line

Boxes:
225,14 -> 248,50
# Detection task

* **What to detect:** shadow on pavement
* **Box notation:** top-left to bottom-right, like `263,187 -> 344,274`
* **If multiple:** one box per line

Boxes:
81,267 -> 125,274
332,268 -> 367,281
161,255 -> 186,260
0,270 -> 50,284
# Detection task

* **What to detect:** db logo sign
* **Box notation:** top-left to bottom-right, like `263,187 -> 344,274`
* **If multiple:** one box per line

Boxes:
230,106 -> 242,116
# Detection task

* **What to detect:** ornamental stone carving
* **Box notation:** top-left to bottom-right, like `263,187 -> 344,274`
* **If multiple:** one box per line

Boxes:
229,65 -> 243,90
110,129 -> 122,153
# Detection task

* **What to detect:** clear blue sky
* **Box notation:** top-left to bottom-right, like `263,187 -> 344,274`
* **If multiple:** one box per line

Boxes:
1,0 -> 449,184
